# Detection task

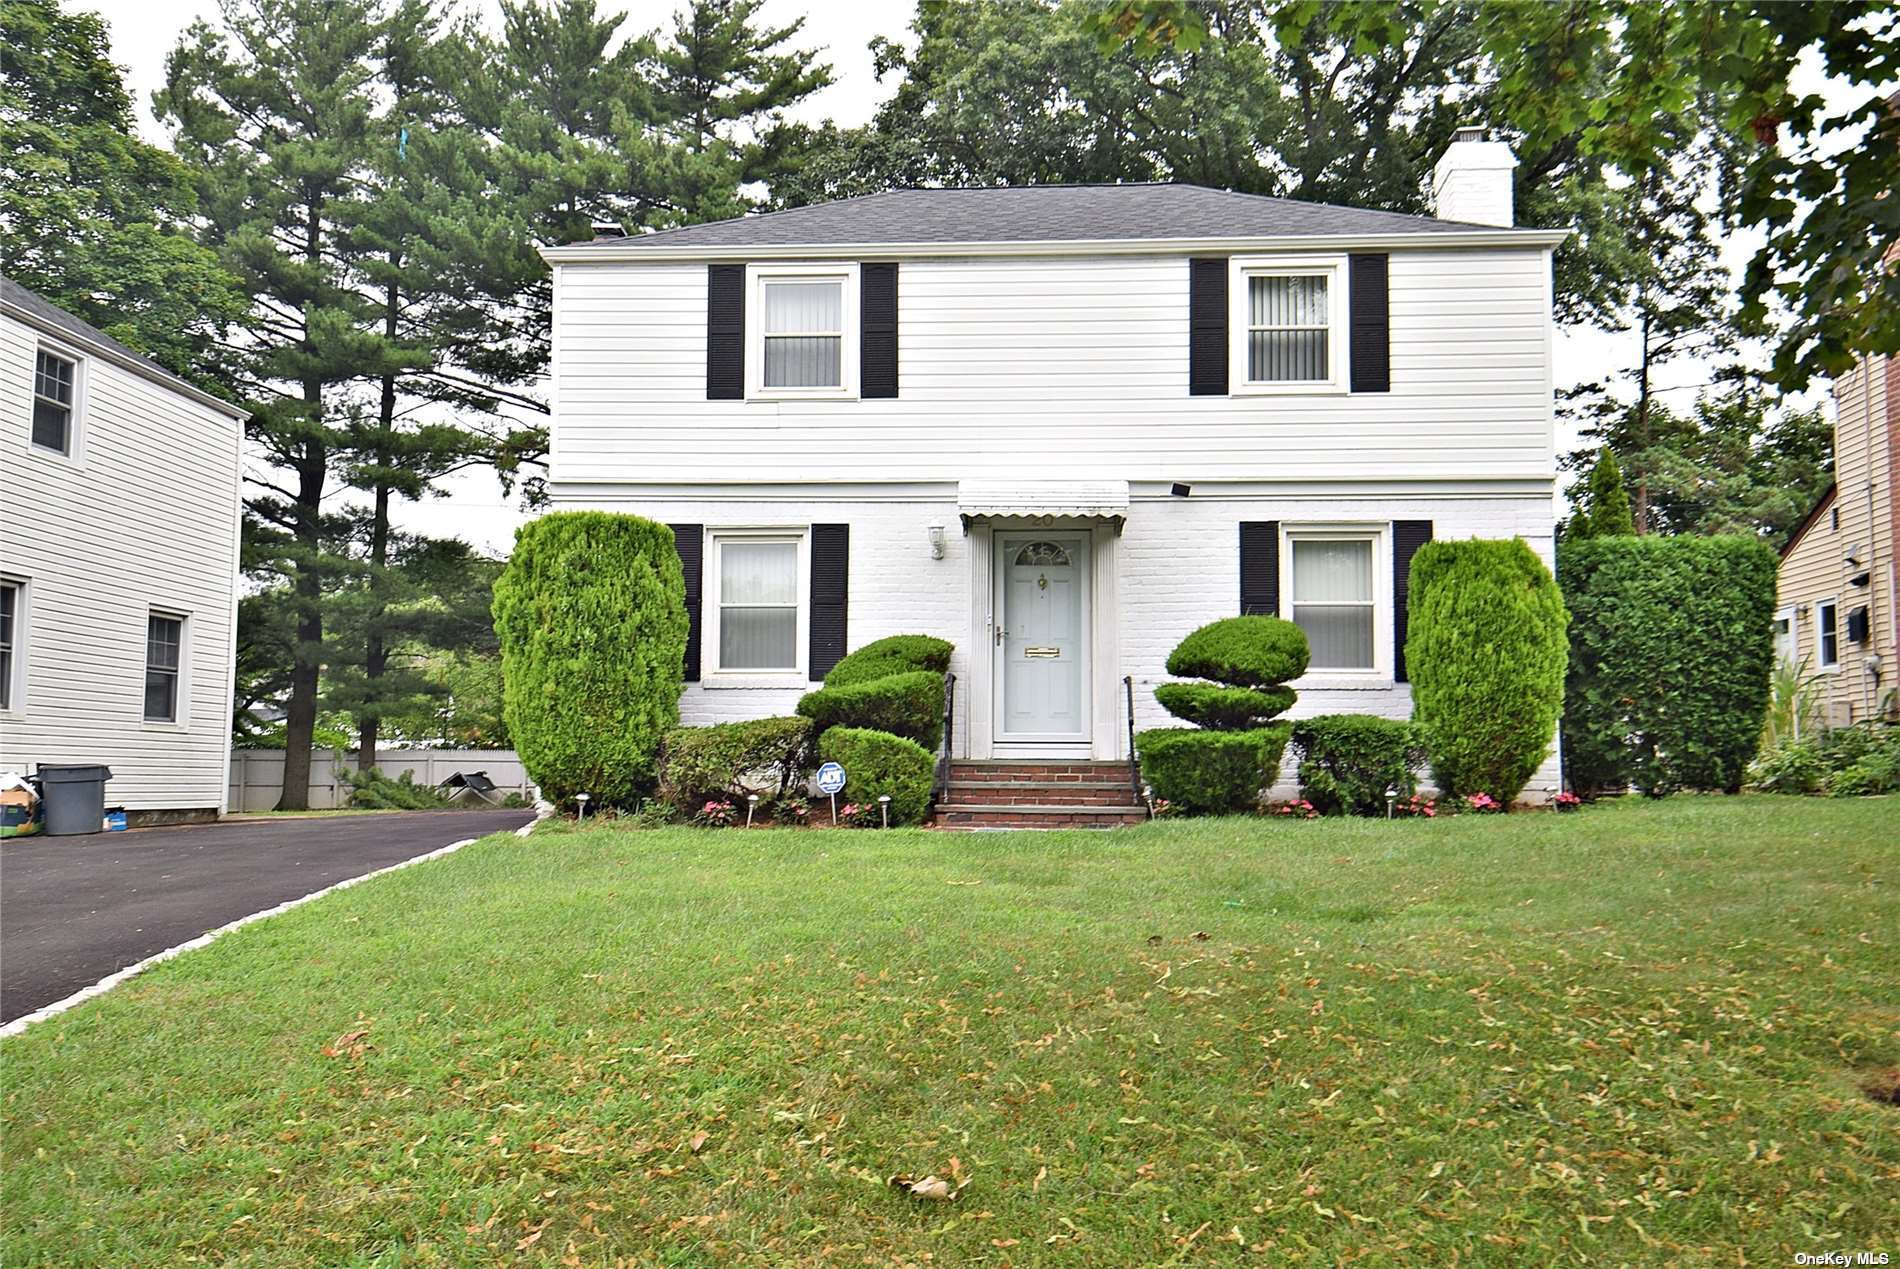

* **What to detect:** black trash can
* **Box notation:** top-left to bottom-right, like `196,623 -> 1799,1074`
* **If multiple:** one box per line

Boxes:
38,765 -> 112,836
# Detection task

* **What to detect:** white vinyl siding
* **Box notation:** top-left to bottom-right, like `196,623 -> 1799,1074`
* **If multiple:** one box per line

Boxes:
550,247 -> 1553,485
0,308 -> 241,812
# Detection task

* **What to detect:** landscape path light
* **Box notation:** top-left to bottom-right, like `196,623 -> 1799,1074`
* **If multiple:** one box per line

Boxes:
878,794 -> 891,828
1386,785 -> 1398,820
575,792 -> 591,824
747,793 -> 759,827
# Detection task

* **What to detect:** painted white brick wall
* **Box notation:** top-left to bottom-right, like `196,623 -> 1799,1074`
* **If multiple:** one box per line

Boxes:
556,487 -> 1563,803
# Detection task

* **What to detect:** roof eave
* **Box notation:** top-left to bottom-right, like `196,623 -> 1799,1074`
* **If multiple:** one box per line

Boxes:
2,297 -> 250,421
541,227 -> 1571,264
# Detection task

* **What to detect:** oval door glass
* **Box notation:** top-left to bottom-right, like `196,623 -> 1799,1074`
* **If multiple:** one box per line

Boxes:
1001,538 -> 1084,737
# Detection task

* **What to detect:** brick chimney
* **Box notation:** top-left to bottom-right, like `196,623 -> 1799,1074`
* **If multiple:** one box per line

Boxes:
1432,126 -> 1519,227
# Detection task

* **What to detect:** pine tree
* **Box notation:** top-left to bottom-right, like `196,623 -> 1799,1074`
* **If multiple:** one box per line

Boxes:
637,0 -> 831,225
159,0 -> 399,808
1567,448 -> 1634,541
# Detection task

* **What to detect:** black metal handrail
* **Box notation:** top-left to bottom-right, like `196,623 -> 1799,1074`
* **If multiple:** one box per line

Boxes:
934,672 -> 958,808
1123,674 -> 1142,800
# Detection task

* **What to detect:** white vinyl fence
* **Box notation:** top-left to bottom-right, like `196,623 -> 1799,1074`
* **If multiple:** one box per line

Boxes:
228,749 -> 533,812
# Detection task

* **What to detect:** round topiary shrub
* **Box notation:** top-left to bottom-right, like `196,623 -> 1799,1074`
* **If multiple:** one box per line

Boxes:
1137,615 -> 1308,814
1406,538 -> 1567,806
820,634 -> 954,688
492,512 -> 688,809
817,726 -> 935,824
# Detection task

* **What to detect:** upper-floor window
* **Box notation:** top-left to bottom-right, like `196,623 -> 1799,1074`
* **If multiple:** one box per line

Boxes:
709,531 -> 805,676
33,348 -> 78,454
748,264 -> 858,399
1816,599 -> 1839,669
145,612 -> 185,722
1230,256 -> 1346,394
0,580 -> 19,711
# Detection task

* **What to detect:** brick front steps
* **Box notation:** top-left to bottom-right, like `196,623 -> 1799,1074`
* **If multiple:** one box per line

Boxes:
935,760 -> 1149,830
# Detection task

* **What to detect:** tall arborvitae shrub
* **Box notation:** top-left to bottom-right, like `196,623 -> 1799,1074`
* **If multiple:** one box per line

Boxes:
492,513 -> 688,808
1406,539 -> 1568,805
1566,448 -> 1636,540
1560,534 -> 1776,795
1136,616 -> 1308,814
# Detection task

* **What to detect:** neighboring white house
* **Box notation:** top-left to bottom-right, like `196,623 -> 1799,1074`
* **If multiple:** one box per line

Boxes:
538,130 -> 1567,802
0,278 -> 246,823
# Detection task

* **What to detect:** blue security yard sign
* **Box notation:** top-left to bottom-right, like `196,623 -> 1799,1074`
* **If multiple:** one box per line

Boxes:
816,762 -> 847,795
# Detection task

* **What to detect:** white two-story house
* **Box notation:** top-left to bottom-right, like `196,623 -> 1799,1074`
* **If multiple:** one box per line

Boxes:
540,130 -> 1566,811
1,278 -> 245,825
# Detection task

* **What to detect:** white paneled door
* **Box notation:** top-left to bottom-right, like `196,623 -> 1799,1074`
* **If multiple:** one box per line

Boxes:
995,534 -> 1090,744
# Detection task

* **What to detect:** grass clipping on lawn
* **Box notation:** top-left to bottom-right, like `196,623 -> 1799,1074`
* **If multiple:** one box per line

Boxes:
3,797 -> 1896,1264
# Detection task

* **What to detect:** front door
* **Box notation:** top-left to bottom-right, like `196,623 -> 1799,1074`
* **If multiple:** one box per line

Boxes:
995,534 -> 1090,745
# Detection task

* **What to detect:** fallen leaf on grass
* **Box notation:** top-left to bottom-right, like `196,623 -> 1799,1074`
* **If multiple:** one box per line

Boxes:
689,1131 -> 710,1153
321,1028 -> 371,1059
946,880 -> 983,887
889,1174 -> 964,1202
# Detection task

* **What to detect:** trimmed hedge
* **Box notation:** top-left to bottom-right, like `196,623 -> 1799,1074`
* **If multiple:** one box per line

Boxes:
1406,538 -> 1567,805
1152,683 -> 1297,729
1291,715 -> 1426,816
817,726 -> 935,824
1165,616 -> 1310,688
1561,535 -> 1776,795
660,716 -> 814,807
822,634 -> 954,688
797,669 -> 944,750
493,513 -> 687,808
1136,726 -> 1292,815
1139,614 -> 1308,813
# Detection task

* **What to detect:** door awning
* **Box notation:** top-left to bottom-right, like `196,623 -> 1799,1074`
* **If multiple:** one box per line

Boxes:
957,479 -> 1129,530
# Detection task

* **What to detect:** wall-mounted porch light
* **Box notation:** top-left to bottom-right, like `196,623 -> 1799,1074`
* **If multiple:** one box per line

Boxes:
927,524 -> 946,559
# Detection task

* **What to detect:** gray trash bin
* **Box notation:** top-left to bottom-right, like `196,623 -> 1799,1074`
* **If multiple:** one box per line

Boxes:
38,765 -> 112,836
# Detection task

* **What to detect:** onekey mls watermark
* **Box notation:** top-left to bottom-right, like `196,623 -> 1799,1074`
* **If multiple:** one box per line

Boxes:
1794,1254 -> 1890,1266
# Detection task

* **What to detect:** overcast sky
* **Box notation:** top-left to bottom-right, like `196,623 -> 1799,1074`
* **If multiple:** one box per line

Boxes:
82,0 -> 1855,554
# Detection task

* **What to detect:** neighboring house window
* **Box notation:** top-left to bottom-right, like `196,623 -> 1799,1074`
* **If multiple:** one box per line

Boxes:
145,612 -> 184,722
32,348 -> 77,454
748,265 -> 858,398
0,580 -> 18,710
1287,531 -> 1379,671
1229,256 -> 1346,393
710,532 -> 803,674
1772,606 -> 1796,666
1816,600 -> 1839,669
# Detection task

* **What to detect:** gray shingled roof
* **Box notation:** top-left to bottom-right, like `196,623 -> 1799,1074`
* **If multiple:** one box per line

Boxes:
574,184 -> 1533,251
1,275 -> 246,417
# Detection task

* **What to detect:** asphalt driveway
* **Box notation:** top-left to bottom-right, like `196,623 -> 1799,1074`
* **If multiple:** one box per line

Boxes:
0,809 -> 531,1024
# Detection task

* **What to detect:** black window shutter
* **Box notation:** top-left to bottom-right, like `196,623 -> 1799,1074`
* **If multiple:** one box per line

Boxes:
860,263 -> 898,398
1392,520 -> 1433,682
671,523 -> 704,681
1189,257 -> 1228,396
810,524 -> 849,680
1239,521 -> 1279,615
1348,253 -> 1390,393
706,265 -> 744,400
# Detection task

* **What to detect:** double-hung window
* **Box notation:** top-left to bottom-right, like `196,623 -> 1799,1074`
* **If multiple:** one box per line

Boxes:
0,581 -> 18,711
1772,607 -> 1796,666
747,265 -> 858,398
33,348 -> 77,454
710,532 -> 804,675
1816,599 -> 1839,669
1287,530 -> 1380,672
145,612 -> 184,722
1230,256 -> 1346,393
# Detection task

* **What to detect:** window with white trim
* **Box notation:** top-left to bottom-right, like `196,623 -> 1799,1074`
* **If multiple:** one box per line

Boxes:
1287,531 -> 1379,671
33,348 -> 77,454
0,580 -> 19,711
1816,599 -> 1839,669
747,265 -> 858,398
1772,606 -> 1796,666
1230,255 -> 1346,392
710,532 -> 804,674
145,612 -> 184,722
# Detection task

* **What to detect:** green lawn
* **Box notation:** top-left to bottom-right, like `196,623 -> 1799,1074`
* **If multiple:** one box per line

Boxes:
3,799 -> 1895,1265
